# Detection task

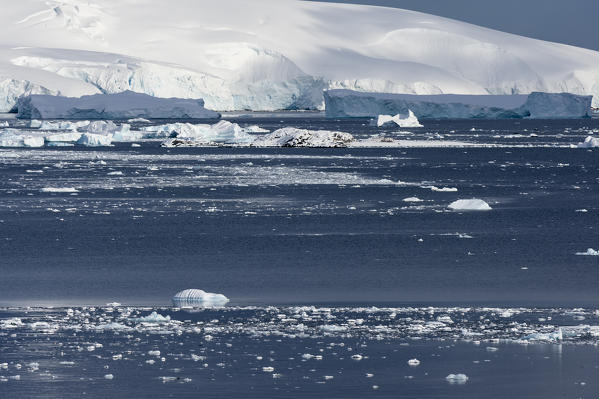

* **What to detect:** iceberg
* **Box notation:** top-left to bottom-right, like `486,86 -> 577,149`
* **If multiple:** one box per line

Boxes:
324,90 -> 593,119
251,128 -> 355,148
16,91 -> 221,120
445,374 -> 469,384
575,248 -> 599,256
39,120 -> 90,131
577,136 -> 599,148
376,110 -> 423,127
77,133 -> 112,147
448,199 -> 492,211
155,120 -> 254,146
0,129 -> 44,147
172,289 -> 230,307
132,311 -> 171,323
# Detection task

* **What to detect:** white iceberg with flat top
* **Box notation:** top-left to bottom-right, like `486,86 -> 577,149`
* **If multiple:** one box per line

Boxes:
325,90 -> 593,119
172,289 -> 230,307
448,199 -> 492,211
77,133 -> 112,147
17,91 -> 221,120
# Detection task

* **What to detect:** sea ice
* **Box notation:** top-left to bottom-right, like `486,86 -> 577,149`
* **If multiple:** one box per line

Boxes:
448,199 -> 492,211
133,312 -> 171,323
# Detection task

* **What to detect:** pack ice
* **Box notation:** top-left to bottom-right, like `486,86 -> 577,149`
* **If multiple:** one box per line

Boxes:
1,0 -> 599,112
324,90 -> 593,119
17,91 -> 221,119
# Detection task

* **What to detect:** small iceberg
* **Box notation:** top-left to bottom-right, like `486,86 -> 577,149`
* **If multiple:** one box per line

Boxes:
575,248 -> 599,256
172,289 -> 229,307
445,373 -> 469,384
523,328 -> 563,342
131,311 -> 171,323
448,199 -> 492,211
375,110 -> 423,128
576,136 -> 599,148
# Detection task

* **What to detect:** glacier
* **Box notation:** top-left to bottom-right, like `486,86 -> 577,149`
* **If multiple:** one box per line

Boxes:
0,0 -> 599,112
324,90 -> 593,119
17,91 -> 221,119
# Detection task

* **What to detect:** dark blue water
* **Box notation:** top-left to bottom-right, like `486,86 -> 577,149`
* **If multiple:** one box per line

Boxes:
1,118 -> 599,398
1,118 -> 598,307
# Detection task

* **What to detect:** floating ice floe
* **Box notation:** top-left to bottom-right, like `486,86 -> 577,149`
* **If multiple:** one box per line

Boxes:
132,311 -> 171,323
575,248 -> 599,256
40,187 -> 78,193
251,127 -> 355,148
407,358 -> 420,366
448,199 -> 492,211
172,289 -> 230,307
445,374 -> 469,384
154,121 -> 254,146
576,136 -> 599,148
403,197 -> 422,202
0,129 -> 44,147
375,110 -> 423,127
523,328 -> 563,342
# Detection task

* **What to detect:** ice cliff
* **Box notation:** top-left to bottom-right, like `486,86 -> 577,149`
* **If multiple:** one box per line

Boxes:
324,90 -> 593,119
17,91 -> 220,119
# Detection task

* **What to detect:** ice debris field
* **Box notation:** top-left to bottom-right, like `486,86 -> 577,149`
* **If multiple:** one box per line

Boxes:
1,114 -> 599,149
2,304 -> 599,396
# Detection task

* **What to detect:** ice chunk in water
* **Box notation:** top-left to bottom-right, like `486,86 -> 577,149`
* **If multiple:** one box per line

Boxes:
445,373 -> 469,384
375,110 -> 423,127
172,289 -> 229,307
448,199 -> 492,211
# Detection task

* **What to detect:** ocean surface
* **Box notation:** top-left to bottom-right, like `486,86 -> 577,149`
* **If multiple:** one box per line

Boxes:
1,117 -> 599,397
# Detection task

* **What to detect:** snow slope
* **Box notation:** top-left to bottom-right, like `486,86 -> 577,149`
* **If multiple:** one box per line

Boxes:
1,0 -> 599,111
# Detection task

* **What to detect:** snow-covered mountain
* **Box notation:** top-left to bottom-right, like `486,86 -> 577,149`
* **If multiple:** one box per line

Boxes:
1,0 -> 598,112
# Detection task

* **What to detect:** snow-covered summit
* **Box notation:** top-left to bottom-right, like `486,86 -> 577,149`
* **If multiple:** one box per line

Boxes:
2,0 -> 599,111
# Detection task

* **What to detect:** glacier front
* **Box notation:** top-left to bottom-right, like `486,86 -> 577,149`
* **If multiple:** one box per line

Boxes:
324,90 -> 593,119
17,91 -> 221,120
